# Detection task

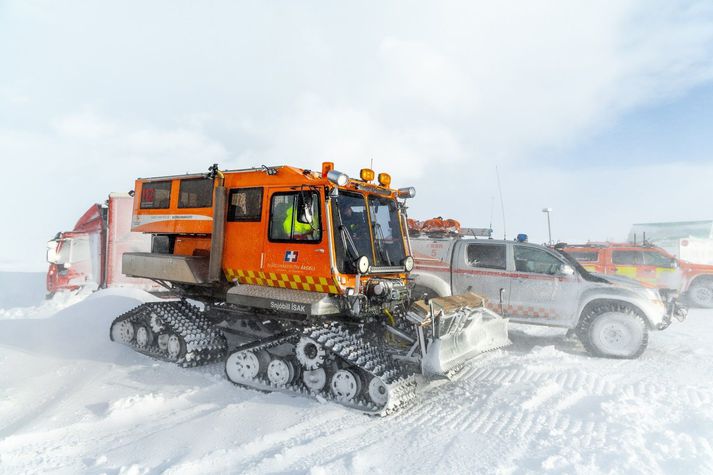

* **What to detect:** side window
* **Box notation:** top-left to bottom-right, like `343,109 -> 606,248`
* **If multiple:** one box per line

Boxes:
643,251 -> 676,268
466,243 -> 506,270
140,181 -> 172,209
178,178 -> 213,208
567,251 -> 599,262
228,187 -> 263,222
612,251 -> 644,265
514,246 -> 563,275
268,191 -> 321,242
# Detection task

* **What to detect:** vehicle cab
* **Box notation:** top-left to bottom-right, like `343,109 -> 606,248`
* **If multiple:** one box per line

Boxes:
563,242 -> 713,308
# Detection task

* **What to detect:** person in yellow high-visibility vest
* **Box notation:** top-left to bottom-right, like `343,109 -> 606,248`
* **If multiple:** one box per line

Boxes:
283,204 -> 318,240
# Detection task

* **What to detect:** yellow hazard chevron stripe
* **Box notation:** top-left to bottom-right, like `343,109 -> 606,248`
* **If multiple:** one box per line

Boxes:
223,268 -> 339,294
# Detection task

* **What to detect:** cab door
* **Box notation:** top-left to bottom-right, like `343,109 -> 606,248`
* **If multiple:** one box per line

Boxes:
261,187 -> 333,292
507,244 -> 580,325
222,186 -> 267,283
611,250 -> 646,282
451,241 -> 511,315
642,250 -> 682,289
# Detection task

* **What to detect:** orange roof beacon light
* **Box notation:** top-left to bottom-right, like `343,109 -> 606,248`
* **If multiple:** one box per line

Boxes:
360,168 -> 375,182
110,161 -> 509,415
377,173 -> 391,187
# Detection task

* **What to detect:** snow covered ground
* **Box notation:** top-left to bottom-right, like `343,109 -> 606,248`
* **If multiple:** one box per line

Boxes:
0,290 -> 711,475
0,272 -> 46,309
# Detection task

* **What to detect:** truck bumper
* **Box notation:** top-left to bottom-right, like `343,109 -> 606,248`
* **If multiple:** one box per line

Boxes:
659,299 -> 688,330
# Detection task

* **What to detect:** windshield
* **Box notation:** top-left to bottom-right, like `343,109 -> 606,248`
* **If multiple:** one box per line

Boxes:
367,195 -> 407,267
332,192 -> 407,273
333,193 -> 373,273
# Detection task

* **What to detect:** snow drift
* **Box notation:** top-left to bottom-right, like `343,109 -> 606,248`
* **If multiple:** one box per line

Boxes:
0,289 -> 712,474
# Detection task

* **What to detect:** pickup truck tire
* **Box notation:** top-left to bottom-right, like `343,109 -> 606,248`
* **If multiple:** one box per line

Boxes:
687,280 -> 713,308
576,303 -> 648,359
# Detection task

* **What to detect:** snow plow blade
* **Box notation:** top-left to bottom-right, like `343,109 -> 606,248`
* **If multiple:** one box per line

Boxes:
408,293 -> 510,377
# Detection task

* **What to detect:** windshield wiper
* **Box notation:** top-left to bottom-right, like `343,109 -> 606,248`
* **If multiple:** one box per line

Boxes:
372,222 -> 393,266
333,199 -> 361,261
340,225 -> 360,260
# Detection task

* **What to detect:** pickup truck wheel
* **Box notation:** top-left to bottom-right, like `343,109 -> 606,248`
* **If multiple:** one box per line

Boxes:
577,304 -> 648,359
687,280 -> 713,308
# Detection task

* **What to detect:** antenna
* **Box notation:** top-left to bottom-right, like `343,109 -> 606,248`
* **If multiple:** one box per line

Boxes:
489,196 -> 494,233
496,165 -> 507,240
370,157 -> 374,169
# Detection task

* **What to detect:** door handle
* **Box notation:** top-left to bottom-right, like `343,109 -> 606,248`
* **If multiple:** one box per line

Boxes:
315,249 -> 325,253
499,288 -> 506,315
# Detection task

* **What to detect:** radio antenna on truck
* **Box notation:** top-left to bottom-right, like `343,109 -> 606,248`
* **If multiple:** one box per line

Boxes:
489,196 -> 494,235
496,165 -> 507,240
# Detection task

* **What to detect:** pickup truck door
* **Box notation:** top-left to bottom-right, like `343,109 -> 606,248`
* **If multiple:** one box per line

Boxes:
451,241 -> 512,315
507,244 -> 580,325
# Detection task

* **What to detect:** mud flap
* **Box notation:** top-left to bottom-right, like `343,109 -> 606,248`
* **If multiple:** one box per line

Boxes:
408,293 -> 510,377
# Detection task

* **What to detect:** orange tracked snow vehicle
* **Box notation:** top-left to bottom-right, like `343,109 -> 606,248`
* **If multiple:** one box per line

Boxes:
110,163 -> 509,414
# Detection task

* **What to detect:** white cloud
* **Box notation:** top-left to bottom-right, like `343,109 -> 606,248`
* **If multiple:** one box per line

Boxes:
248,95 -> 465,181
0,113 -> 228,271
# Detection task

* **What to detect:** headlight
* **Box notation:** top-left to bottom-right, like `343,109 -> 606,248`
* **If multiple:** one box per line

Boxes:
355,255 -> 370,274
397,187 -> 416,199
402,256 -> 414,272
327,170 -> 349,186
644,288 -> 661,301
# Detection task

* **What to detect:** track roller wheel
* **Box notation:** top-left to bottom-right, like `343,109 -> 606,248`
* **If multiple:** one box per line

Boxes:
266,357 -> 297,387
226,350 -> 270,384
330,369 -> 362,401
367,377 -> 388,406
302,368 -> 327,393
134,323 -> 154,350
166,333 -> 186,361
111,320 -> 135,344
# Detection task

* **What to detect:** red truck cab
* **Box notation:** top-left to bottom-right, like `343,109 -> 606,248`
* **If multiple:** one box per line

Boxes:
563,242 -> 713,308
46,193 -> 157,297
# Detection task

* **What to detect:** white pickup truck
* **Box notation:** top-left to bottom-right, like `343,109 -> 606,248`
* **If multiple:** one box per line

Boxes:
410,234 -> 686,359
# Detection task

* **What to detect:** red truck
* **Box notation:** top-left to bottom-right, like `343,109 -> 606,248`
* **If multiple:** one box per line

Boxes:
46,193 -> 158,297
563,242 -> 713,308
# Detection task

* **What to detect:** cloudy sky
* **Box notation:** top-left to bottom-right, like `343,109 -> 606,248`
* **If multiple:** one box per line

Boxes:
1,0 -> 713,271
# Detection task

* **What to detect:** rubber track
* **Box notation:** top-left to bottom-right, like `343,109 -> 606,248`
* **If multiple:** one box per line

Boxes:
226,322 -> 417,416
110,301 -> 227,367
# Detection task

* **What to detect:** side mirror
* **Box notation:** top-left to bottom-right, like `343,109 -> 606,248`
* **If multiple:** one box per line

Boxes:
559,264 -> 575,276
670,259 -> 679,269
47,240 -> 65,264
296,193 -> 314,225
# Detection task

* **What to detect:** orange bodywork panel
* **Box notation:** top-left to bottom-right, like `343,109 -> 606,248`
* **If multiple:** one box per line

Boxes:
130,166 -> 410,296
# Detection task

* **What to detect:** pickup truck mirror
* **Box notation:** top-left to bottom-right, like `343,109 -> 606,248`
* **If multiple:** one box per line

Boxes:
558,264 -> 575,276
